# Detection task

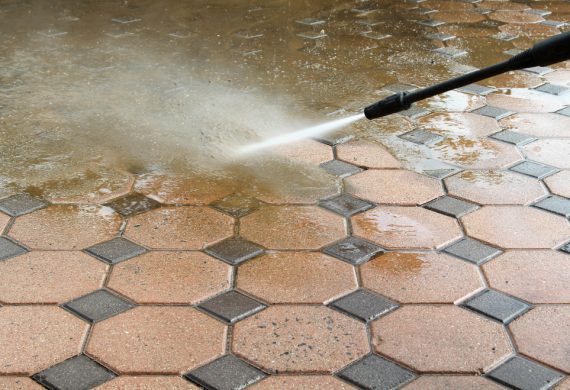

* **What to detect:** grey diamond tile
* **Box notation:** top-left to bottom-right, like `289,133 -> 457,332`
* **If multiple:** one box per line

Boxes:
559,241 -> 570,255
534,83 -> 570,96
319,194 -> 374,217
556,107 -> 570,117
523,66 -> 554,76
204,237 -> 264,265
296,18 -> 325,26
424,196 -> 479,218
210,194 -> 261,218
487,356 -> 564,390
433,47 -> 467,58
104,193 -> 160,217
384,83 -> 416,93
314,131 -> 354,146
185,355 -> 266,390
509,161 -> 559,180
489,130 -> 537,146
416,8 -> 438,15
0,194 -> 47,217
63,289 -> 134,323
491,32 -> 518,41
199,290 -> 266,323
329,289 -> 398,322
540,20 -> 567,28
419,19 -> 445,27
85,237 -> 146,264
32,355 -> 116,390
361,31 -> 392,40
399,129 -> 443,145
472,8 -> 492,15
533,196 -> 570,217
323,237 -> 384,265
0,237 -> 27,260
527,9 -> 552,17
444,237 -> 502,265
461,289 -> 530,324
471,106 -> 514,120
297,31 -> 327,40
399,106 -> 430,119
320,160 -> 363,178
423,167 -> 462,179
460,0 -> 482,3
338,355 -> 416,390
457,84 -> 496,96
426,32 -> 456,42
504,48 -> 524,56
112,16 -> 141,24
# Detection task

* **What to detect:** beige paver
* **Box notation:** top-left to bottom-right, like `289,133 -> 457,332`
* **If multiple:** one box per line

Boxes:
418,112 -> 500,137
0,378 -> 44,389
500,113 -> 570,138
545,170 -> 570,198
0,212 -> 9,232
249,376 -> 356,389
273,140 -> 333,165
486,91 -> 565,113
545,70 -> 570,87
95,376 -> 199,389
489,10 -> 544,23
430,138 -> 523,170
403,375 -> 506,389
523,139 -> 570,169
336,140 -> 401,169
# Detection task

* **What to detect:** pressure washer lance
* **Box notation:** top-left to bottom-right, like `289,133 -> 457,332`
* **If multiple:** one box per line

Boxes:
364,31 -> 570,120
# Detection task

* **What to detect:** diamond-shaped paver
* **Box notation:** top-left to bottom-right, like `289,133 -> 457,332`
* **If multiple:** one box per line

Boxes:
337,355 -> 416,390
443,237 -> 502,265
504,48 -> 524,56
419,19 -> 445,27
471,106 -> 514,120
210,194 -> 261,217
457,84 -> 496,96
204,237 -> 264,265
424,196 -> 479,218
527,9 -> 551,17
533,196 -> 570,217
63,289 -> 134,323
85,237 -> 146,264
329,289 -> 398,322
491,32 -> 518,41
523,66 -> 553,76
297,31 -> 327,40
487,356 -> 564,390
314,131 -> 354,146
423,167 -> 462,179
556,107 -> 570,117
509,161 -> 559,179
535,83 -> 569,96
104,193 -> 160,217
320,160 -> 363,178
323,237 -> 384,265
296,18 -> 325,26
0,237 -> 27,260
32,355 -> 116,390
185,355 -> 266,390
433,47 -> 467,58
0,194 -> 46,217
490,130 -> 537,146
198,290 -> 266,323
112,16 -> 141,24
560,241 -> 570,255
319,193 -> 374,217
426,32 -> 455,41
383,83 -> 415,93
461,289 -> 530,324
399,129 -> 443,145
541,20 -> 567,28
399,106 -> 430,119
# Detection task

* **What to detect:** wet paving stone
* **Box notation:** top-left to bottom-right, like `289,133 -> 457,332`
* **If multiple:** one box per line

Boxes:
329,289 -> 398,323
383,83 -> 416,93
556,107 -> 570,117
490,32 -> 518,41
426,32 -> 456,41
0,236 -> 27,260
527,9 -> 552,17
399,129 -> 443,145
112,16 -> 141,24
471,105 -> 514,120
433,47 -> 468,58
399,106 -> 430,119
423,195 -> 479,218
540,20 -> 567,28
443,237 -> 502,265
198,290 -> 266,323
0,194 -> 46,217
184,355 -> 266,390
533,195 -> 570,218
104,193 -> 160,217
336,141 -> 401,169
489,130 -> 536,146
423,167 -> 462,179
295,18 -> 325,26
33,355 -> 116,390
534,83 -> 570,96
210,194 -> 261,217
85,237 -> 147,264
460,289 -> 530,324
509,160 -> 559,179
204,237 -> 264,265
63,289 -> 134,323
337,355 -> 416,390
323,236 -> 384,265
419,19 -> 446,27
504,48 -> 524,56
320,160 -> 363,178
457,83 -> 496,96
319,193 -> 374,217
523,66 -> 554,76
486,356 -> 564,390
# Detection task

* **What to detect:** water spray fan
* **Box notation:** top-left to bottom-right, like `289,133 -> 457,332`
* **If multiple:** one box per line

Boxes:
364,31 -> 570,120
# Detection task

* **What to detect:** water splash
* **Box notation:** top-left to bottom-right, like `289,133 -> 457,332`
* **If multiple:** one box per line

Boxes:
238,113 -> 365,154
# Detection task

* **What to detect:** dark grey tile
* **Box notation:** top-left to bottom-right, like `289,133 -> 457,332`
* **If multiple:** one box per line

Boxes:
509,161 -> 559,180
415,8 -> 438,15
534,83 -> 570,96
471,106 -> 514,120
419,19 -> 445,27
556,107 -> 570,117
527,9 -> 552,17
491,32 -> 518,41
111,16 -> 141,24
104,193 -> 160,217
423,167 -> 462,179
533,196 -> 570,217
337,355 -> 416,390
504,48 -> 524,56
32,355 -> 116,390
210,194 -> 261,218
185,355 -> 266,390
0,194 -> 47,217
320,160 -> 363,178
204,237 -> 264,265
523,66 -> 553,76
540,20 -> 567,28
329,289 -> 398,322
323,237 -> 384,265
426,32 -> 456,42
559,241 -> 570,255
399,129 -> 443,145
319,194 -> 374,217
472,8 -> 492,15
63,289 -> 134,323
0,237 -> 27,260
457,84 -> 496,96
85,237 -> 146,264
489,130 -> 537,146
461,289 -> 530,324
399,106 -> 430,119
424,196 -> 479,218
433,47 -> 467,58
443,237 -> 502,265
295,18 -> 325,26
460,0 -> 481,3
356,20 -> 383,27
487,356 -> 564,390
198,290 -> 266,323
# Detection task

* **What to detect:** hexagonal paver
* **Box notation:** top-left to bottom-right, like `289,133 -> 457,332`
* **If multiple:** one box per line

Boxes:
523,139 -> 570,169
240,206 -> 345,250
346,170 -> 443,205
249,376 -> 355,389
462,206 -> 570,248
108,252 -> 231,304
546,171 -> 570,198
336,141 -> 401,168
403,376 -> 505,389
273,140 -> 333,165
210,194 -> 261,217
9,205 -> 121,250
486,90 -> 565,113
237,252 -> 356,304
501,113 -> 570,137
0,306 -> 88,374
489,10 -> 544,23
418,112 -> 500,137
124,207 -> 233,250
233,305 -> 368,373
445,170 -> 547,205
430,138 -> 523,170
352,207 -> 463,250
511,306 -> 570,372
0,251 -> 107,304
134,174 -> 236,205
361,252 -> 483,303
86,307 -> 226,374
97,376 -> 199,389
371,305 -> 512,372
545,70 -> 570,87
0,378 -> 43,389
0,212 -> 9,232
